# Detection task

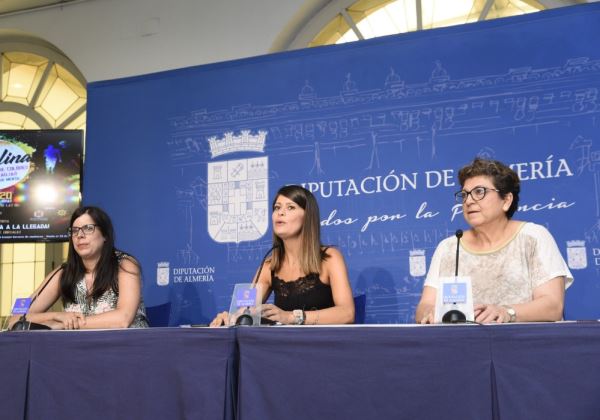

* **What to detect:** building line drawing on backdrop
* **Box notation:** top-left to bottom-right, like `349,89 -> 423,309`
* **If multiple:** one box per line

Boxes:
569,133 -> 600,274
570,134 -> 600,217
164,55 -> 600,322
168,56 -> 599,174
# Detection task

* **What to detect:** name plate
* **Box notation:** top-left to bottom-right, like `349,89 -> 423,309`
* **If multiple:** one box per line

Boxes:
442,282 -> 467,304
228,283 -> 263,326
235,287 -> 257,307
11,297 -> 32,315
434,276 -> 474,323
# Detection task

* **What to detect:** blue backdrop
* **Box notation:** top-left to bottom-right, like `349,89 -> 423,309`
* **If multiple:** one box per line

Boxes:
86,4 -> 600,325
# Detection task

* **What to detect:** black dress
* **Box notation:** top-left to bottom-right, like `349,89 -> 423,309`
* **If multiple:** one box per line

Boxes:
271,271 -> 334,311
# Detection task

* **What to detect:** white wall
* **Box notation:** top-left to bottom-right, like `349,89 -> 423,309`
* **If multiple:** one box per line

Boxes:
4,0 -> 591,84
0,0 -> 307,82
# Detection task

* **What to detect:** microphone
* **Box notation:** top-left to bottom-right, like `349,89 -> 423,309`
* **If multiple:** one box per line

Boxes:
442,230 -> 466,324
236,244 -> 279,326
251,244 -> 279,286
10,264 -> 66,331
454,229 -> 463,277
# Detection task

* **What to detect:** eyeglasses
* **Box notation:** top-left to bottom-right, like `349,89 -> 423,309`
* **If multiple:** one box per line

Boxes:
454,186 -> 500,203
68,224 -> 97,237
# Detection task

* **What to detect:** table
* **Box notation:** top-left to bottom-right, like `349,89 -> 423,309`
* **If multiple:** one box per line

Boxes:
237,325 -> 494,420
2,323 -> 600,420
0,327 -> 236,420
490,323 -> 600,420
0,332 -> 30,419
236,323 -> 600,420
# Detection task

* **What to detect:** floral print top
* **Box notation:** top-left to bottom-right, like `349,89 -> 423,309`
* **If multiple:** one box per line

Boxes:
64,252 -> 149,328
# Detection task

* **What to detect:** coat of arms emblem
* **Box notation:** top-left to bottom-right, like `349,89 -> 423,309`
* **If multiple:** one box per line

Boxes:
206,130 -> 269,243
566,240 -> 587,270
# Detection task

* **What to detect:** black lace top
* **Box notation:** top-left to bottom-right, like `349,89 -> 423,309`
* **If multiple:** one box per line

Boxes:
271,271 -> 334,311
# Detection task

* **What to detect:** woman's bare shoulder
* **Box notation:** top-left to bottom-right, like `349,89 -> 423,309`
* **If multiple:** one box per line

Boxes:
323,246 -> 344,260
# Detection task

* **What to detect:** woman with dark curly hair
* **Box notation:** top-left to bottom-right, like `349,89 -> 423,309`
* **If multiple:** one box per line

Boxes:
416,158 -> 573,324
9,206 -> 148,329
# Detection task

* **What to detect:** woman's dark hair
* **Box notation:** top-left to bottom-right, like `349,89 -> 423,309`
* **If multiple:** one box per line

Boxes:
270,185 -> 328,274
60,206 -> 129,303
458,157 -> 520,219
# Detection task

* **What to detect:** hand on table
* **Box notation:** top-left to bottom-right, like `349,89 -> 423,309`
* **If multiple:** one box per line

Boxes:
52,312 -> 86,330
210,311 -> 230,327
474,304 -> 510,324
261,304 -> 292,325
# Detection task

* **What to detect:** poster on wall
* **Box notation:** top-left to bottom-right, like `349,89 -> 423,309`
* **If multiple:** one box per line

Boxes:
0,130 -> 83,242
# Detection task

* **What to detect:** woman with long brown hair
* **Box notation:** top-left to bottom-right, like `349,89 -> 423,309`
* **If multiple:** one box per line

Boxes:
211,185 -> 354,326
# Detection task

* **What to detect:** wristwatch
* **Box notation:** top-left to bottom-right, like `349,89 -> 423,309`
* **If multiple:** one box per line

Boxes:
503,306 -> 517,323
292,309 -> 305,325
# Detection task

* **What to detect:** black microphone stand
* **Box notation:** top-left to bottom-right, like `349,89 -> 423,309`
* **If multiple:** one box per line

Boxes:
235,245 -> 278,326
442,230 -> 467,324
10,264 -> 65,331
